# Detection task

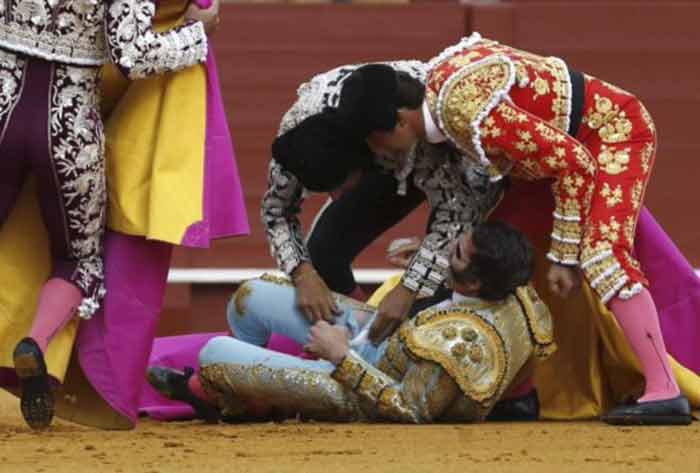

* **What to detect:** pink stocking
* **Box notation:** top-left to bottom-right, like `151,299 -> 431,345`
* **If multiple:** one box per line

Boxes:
29,278 -> 83,353
187,374 -> 214,404
609,288 -> 680,403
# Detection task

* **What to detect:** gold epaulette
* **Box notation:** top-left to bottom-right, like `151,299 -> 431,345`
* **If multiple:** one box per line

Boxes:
514,286 -> 557,359
427,54 -> 516,165
399,305 -> 507,405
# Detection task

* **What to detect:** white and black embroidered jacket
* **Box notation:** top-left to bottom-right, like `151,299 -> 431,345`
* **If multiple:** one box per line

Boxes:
0,0 -> 207,77
262,61 -> 505,297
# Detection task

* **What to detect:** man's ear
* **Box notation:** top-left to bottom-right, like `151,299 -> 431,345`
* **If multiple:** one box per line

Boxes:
396,108 -> 409,126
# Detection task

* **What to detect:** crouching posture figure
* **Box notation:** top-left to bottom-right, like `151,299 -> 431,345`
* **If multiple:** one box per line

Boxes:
150,223 -> 555,423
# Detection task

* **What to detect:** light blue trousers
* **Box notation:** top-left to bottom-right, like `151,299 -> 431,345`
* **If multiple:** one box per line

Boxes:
199,279 -> 387,374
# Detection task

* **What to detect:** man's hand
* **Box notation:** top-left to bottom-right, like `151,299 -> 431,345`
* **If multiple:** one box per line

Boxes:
369,284 -> 417,344
386,237 -> 421,269
305,321 -> 350,365
293,263 -> 340,323
185,0 -> 220,34
547,263 -> 582,298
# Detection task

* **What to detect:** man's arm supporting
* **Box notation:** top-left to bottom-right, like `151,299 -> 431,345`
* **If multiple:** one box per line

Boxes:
332,350 -> 461,423
261,160 -> 310,275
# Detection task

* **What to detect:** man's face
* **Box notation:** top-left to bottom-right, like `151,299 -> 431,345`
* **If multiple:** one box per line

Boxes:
366,114 -> 419,164
448,231 -> 478,293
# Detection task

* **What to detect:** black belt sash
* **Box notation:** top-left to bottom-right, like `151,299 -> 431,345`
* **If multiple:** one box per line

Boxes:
568,68 -> 585,137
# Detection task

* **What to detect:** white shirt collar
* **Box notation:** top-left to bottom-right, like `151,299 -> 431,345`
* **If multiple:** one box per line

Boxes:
452,291 -> 482,305
422,100 -> 446,144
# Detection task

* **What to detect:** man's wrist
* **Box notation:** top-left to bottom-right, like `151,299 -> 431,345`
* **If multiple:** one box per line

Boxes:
397,283 -> 418,300
292,262 -> 316,283
330,346 -> 350,366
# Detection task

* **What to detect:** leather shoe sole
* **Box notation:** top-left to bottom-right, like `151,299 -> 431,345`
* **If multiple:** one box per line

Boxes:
13,338 -> 54,430
602,395 -> 692,426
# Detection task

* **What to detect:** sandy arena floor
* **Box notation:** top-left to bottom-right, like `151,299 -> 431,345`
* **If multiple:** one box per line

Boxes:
1,390 -> 699,473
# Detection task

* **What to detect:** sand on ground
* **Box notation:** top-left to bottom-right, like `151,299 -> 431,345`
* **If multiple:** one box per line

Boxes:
1,390 -> 699,473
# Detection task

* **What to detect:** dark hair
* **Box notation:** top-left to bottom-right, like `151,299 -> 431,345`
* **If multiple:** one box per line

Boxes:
337,64 -> 399,137
452,221 -> 534,301
271,109 -> 372,192
395,71 -> 425,110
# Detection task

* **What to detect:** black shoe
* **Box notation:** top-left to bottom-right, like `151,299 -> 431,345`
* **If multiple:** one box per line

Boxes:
486,390 -> 540,422
147,366 -> 220,423
13,337 -> 54,430
602,395 -> 693,426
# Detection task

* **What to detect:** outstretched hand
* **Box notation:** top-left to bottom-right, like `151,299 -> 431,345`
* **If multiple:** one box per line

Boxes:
293,263 -> 340,323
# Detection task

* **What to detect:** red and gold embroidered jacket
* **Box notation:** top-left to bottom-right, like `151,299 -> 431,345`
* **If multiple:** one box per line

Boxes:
425,33 -> 597,266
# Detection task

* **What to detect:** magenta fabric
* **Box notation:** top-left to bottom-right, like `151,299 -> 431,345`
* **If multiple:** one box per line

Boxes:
634,208 -> 700,373
181,46 -> 249,247
139,333 -> 304,420
76,232 -> 172,423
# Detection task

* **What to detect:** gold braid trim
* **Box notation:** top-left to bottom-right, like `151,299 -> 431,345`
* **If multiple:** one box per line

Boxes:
434,55 -> 516,166
259,272 -> 294,287
399,308 -> 507,404
514,286 -> 557,359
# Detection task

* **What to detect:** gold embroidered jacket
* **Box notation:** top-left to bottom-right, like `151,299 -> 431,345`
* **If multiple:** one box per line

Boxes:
200,285 -> 555,424
425,33 -> 597,265
0,0 -> 207,77
332,286 -> 555,422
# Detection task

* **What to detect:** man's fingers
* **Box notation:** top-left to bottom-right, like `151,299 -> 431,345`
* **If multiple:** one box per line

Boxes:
562,284 -> 572,299
549,279 -> 562,298
331,298 -> 340,314
562,278 -> 573,297
552,279 -> 572,299
304,305 -> 319,323
307,305 -> 323,323
327,296 -> 340,315
299,303 -> 313,322
317,301 -> 334,322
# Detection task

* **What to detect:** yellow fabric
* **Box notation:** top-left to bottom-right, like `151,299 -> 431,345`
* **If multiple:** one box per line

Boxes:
0,0 -> 203,388
369,259 -> 700,419
105,1 -> 207,243
0,180 -> 78,382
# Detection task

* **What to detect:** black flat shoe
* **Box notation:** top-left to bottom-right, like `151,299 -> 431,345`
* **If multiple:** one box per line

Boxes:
602,395 -> 693,426
13,338 -> 54,430
486,389 -> 540,422
147,366 -> 220,423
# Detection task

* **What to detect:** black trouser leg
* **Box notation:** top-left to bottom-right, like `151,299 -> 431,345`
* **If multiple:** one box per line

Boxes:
307,171 -> 424,294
